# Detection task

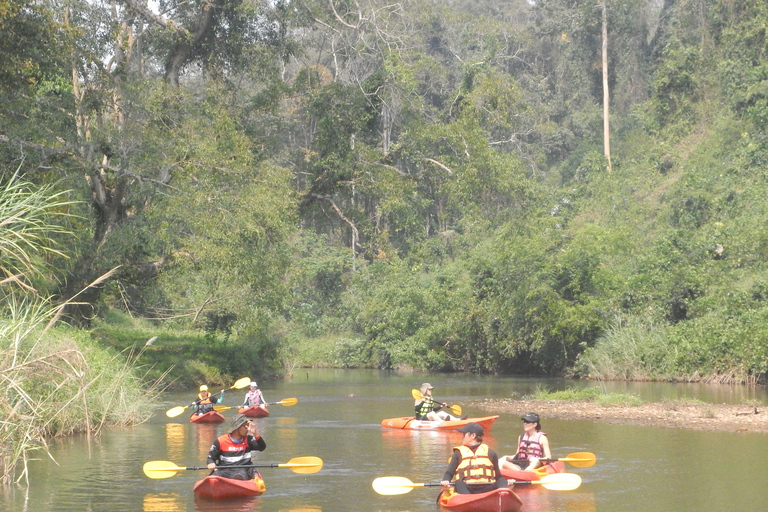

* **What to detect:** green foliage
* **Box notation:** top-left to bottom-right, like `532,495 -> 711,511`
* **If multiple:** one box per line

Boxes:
8,0 -> 768,386
532,385 -> 643,406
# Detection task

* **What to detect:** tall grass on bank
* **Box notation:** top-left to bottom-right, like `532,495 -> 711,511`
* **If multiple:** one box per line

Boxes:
1,171 -> 160,483
0,306 -> 161,484
574,316 -> 762,384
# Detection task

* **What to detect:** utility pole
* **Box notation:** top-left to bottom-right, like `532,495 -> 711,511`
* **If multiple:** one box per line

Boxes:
602,0 -> 613,172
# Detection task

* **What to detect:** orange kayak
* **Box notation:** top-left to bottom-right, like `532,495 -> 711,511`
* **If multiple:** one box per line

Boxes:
381,416 -> 499,432
438,487 -> 522,512
501,460 -> 566,486
193,474 -> 266,500
190,411 -> 226,424
238,405 -> 269,418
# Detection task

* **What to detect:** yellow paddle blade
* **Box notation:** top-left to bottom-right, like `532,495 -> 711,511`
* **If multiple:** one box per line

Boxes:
561,452 -> 597,468
231,377 -> 252,389
411,389 -> 425,400
212,405 -> 233,412
165,406 -> 187,418
143,461 -> 184,479
372,476 -> 426,495
274,397 -> 298,406
280,456 -> 323,474
449,404 -> 462,416
533,473 -> 582,491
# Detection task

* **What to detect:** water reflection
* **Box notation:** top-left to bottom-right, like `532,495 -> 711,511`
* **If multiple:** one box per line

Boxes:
513,488 -> 596,512
194,424 -> 220,460
164,422 -> 186,461
193,496 -> 261,512
143,492 -> 185,512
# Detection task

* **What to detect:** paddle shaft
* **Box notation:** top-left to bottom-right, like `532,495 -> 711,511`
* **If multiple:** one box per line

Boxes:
171,463 -> 314,471
506,451 -> 596,467
412,390 -> 461,416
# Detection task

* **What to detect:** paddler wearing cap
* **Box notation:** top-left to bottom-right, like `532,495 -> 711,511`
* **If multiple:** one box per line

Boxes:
440,422 -> 508,494
415,383 -> 463,421
206,414 -> 266,480
241,381 -> 267,407
500,412 -> 552,471
194,385 -> 223,415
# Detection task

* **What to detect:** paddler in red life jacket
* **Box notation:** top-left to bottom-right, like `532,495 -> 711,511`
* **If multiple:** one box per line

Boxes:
194,385 -> 223,415
500,412 -> 552,471
206,414 -> 266,480
414,383 -> 463,421
440,422 -> 508,494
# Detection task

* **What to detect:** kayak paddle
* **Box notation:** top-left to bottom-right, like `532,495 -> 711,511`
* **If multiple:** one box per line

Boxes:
372,473 -> 581,495
411,389 -> 462,417
212,398 -> 299,412
143,456 -> 323,479
510,472 -> 582,490
506,451 -> 596,468
166,377 -> 251,418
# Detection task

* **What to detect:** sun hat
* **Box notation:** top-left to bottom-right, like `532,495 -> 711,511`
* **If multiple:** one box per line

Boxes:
420,383 -> 434,394
230,414 -> 250,432
250,381 -> 258,387
199,385 -> 208,392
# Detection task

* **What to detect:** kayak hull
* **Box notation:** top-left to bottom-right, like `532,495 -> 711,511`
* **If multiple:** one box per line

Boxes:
193,474 -> 266,500
190,411 -> 226,424
501,460 -> 566,485
239,405 -> 269,418
437,487 -> 522,512
381,415 -> 499,432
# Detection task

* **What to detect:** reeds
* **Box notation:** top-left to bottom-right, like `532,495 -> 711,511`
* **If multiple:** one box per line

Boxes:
0,299 -> 163,484
1,170 -> 161,483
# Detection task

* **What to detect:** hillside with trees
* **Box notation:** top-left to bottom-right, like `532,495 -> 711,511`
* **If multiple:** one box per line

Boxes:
3,0 -> 768,385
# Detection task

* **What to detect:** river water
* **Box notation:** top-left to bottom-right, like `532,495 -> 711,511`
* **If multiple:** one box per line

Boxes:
2,369 -> 767,511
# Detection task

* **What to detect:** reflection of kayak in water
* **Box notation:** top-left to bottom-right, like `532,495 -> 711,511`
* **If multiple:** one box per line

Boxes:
193,474 -> 266,500
142,492 -> 184,512
501,461 -> 566,486
437,487 -> 522,512
238,405 -> 269,418
380,416 -> 499,431
190,411 -> 225,424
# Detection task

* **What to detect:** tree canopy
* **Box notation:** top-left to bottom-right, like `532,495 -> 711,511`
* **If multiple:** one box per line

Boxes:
3,0 -> 768,383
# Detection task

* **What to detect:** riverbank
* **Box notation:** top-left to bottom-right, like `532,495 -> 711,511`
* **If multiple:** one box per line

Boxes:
472,398 -> 768,434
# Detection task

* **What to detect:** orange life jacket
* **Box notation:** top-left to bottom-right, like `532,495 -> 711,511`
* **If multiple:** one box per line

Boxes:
452,444 -> 496,485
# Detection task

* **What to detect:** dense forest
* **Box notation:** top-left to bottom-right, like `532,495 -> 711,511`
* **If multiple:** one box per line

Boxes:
4,0 -> 768,386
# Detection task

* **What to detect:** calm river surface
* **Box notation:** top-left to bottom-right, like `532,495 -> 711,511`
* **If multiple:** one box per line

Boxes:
2,369 -> 767,511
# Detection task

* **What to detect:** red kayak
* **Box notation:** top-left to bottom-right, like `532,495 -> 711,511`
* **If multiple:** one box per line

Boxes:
438,487 -> 522,512
190,411 -> 226,424
381,415 -> 499,432
193,474 -> 266,500
501,460 -> 566,485
238,405 -> 269,418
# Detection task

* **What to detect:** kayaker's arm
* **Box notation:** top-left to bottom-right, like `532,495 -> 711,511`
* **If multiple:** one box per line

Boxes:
206,439 -> 222,468
441,450 -> 461,483
247,433 -> 266,452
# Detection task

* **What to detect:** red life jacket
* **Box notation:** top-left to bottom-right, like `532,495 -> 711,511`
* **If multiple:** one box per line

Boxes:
516,431 -> 546,460
452,444 -> 496,485
215,434 -> 253,466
